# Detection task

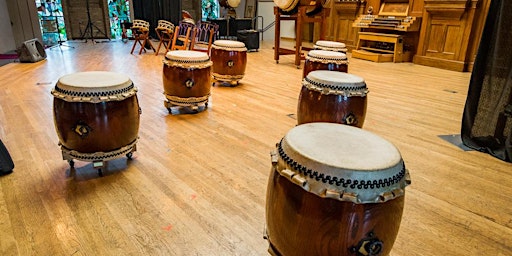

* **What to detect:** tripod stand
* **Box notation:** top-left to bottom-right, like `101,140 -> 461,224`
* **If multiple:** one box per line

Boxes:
43,16 -> 74,50
80,0 -> 110,43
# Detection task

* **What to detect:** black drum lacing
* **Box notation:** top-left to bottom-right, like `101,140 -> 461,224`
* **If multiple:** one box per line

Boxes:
277,139 -> 406,189
55,83 -> 134,98
304,77 -> 366,91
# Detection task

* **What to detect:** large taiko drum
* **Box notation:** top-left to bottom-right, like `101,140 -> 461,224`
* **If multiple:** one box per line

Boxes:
297,70 -> 368,127
265,122 -> 411,256
314,40 -> 348,53
220,0 -> 240,8
162,50 -> 212,112
303,49 -> 349,78
52,71 -> 140,163
210,40 -> 247,86
273,0 -> 328,15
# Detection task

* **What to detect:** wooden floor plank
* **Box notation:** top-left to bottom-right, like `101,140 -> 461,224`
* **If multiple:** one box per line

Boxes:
0,39 -> 510,255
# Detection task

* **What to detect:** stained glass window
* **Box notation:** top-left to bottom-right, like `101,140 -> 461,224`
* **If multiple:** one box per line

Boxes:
35,0 -> 67,47
108,0 -> 131,39
202,0 -> 220,21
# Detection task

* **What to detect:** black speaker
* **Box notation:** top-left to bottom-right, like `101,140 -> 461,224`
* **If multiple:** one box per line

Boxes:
237,29 -> 259,51
18,39 -> 47,63
0,139 -> 14,176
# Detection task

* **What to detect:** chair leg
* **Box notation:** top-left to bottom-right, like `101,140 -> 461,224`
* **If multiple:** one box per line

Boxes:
139,38 -> 147,55
130,39 -> 138,54
164,40 -> 171,54
155,40 -> 164,55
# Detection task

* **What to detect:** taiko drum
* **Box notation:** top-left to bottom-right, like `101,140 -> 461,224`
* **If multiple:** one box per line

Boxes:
273,0 -> 328,15
265,122 -> 411,256
162,50 -> 212,110
52,71 -> 140,161
210,40 -> 247,85
314,40 -> 348,53
297,70 -> 368,127
303,49 -> 349,78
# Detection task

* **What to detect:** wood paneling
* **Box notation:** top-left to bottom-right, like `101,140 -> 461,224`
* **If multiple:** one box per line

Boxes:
413,0 -> 482,72
314,1 -> 365,50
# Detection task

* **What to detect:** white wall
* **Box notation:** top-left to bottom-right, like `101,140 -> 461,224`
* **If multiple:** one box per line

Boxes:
257,1 -> 294,42
0,0 -> 16,53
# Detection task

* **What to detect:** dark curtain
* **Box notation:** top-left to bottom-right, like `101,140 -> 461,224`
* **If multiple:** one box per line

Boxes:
132,0 -> 181,38
461,0 -> 512,162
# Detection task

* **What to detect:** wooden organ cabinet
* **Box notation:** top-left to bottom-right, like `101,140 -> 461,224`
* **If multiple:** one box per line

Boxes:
351,0 -> 423,62
314,0 -> 367,51
413,0 -> 491,72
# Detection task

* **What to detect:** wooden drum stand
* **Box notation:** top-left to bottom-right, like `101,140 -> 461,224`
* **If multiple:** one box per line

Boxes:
274,6 -> 330,68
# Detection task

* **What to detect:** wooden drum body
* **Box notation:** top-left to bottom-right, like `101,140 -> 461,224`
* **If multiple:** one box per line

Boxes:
303,50 -> 349,78
211,40 -> 247,85
265,123 -> 411,256
162,50 -> 212,111
52,71 -> 140,162
314,40 -> 348,53
297,70 -> 368,127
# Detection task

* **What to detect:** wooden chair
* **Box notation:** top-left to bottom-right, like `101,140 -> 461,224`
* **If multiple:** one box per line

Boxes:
190,22 -> 218,55
130,19 -> 153,54
154,20 -> 175,55
171,21 -> 195,51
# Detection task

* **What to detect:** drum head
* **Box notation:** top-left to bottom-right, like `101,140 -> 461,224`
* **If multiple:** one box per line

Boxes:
165,50 -> 210,63
273,0 -> 300,12
278,122 -> 408,203
284,123 -> 401,171
53,71 -> 136,103
307,50 -> 347,60
212,40 -> 247,51
227,0 -> 240,8
314,40 -> 347,52
305,70 -> 366,91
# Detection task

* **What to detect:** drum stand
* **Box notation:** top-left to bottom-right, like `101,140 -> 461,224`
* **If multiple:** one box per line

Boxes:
164,95 -> 210,114
274,6 -> 330,68
61,142 -> 136,177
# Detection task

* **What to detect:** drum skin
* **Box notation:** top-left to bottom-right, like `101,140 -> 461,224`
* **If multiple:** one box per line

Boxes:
162,64 -> 212,99
266,168 -> 405,256
297,86 -> 367,127
303,59 -> 348,78
53,95 -> 140,153
211,47 -> 247,78
275,0 -> 327,15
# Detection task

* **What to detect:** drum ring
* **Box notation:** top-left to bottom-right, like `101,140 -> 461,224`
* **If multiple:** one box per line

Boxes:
54,83 -> 135,98
304,77 -> 367,91
277,140 -> 406,189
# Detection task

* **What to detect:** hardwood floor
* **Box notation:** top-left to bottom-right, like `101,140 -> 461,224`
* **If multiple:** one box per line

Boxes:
0,39 -> 510,255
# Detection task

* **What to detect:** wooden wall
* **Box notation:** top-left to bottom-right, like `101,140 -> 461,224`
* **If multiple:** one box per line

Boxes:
413,0 -> 488,72
314,0 -> 490,71
318,1 -> 366,51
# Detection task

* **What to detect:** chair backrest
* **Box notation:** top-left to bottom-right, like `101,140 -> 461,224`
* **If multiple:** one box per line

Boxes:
171,21 -> 195,50
190,22 -> 219,54
176,21 -> 195,38
132,19 -> 150,31
156,20 -> 175,33
194,22 -> 219,44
